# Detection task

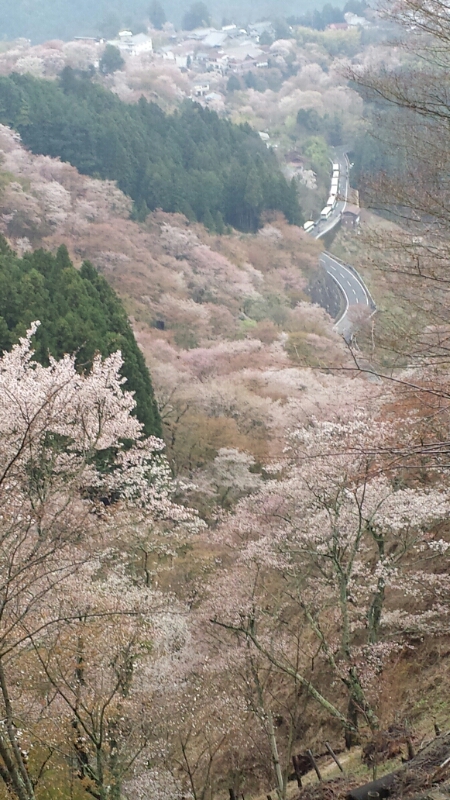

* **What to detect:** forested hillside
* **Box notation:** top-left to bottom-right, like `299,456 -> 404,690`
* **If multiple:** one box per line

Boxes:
0,121 -> 346,473
0,72 -> 301,232
0,236 -> 161,436
351,97 -> 408,205
2,0 -> 450,795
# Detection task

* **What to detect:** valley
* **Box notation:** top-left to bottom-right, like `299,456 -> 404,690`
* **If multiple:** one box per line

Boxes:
0,2 -> 450,799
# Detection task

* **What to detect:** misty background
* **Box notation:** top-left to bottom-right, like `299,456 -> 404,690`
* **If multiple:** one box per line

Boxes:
0,0 -> 346,43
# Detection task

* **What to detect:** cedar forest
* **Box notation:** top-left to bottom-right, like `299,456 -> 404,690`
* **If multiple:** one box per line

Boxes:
0,72 -> 301,231
0,1 -> 450,800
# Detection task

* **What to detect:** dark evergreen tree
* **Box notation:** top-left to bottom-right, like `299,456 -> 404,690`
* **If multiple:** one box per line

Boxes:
182,1 -> 211,30
226,74 -> 241,92
0,73 -> 301,232
273,18 -> 291,39
99,44 -> 125,75
296,107 -> 321,133
0,238 -> 161,436
259,30 -> 274,45
203,208 -> 215,231
149,0 -> 166,29
343,0 -> 367,14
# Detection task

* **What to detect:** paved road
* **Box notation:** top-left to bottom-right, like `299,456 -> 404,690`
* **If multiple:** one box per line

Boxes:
313,151 -> 349,240
306,150 -> 374,340
319,251 -> 372,340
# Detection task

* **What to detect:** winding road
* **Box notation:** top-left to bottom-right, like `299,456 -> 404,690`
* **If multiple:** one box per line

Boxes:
319,251 -> 374,340
313,151 -> 350,240
307,151 -> 375,340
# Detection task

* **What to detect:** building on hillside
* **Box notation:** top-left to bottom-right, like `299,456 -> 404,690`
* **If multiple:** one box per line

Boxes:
187,27 -> 218,40
341,203 -> 361,228
344,12 -> 370,26
225,43 -> 264,71
201,51 -> 228,73
248,21 -> 275,39
157,46 -> 174,59
193,83 -> 210,96
205,91 -> 223,102
203,31 -> 229,47
108,31 -> 153,56
130,33 -> 153,55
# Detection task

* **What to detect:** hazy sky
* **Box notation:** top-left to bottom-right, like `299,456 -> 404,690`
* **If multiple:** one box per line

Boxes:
0,0 -> 344,42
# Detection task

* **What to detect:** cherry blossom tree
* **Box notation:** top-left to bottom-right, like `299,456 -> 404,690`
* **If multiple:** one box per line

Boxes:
0,324 -> 197,800
210,410 -> 450,755
28,585 -> 191,800
346,0 -> 450,421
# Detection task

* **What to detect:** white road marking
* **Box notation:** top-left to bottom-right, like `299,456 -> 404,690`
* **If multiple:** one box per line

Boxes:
312,154 -> 375,329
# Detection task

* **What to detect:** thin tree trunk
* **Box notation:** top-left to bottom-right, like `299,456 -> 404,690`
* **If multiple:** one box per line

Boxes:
367,532 -> 385,644
0,661 -> 36,800
265,708 -> 285,800
345,696 -> 360,749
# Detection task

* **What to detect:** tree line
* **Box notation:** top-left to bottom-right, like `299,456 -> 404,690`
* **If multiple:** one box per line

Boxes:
287,0 -> 367,30
0,71 -> 302,232
0,236 -> 161,436
349,75 -> 411,209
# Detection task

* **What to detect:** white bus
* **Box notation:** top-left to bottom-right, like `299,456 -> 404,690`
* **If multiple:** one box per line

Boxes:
303,220 -> 315,233
320,205 -> 333,220
331,178 -> 339,191
332,162 -> 339,172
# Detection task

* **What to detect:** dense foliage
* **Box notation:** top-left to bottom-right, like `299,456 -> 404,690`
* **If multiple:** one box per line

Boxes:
0,237 -> 161,436
288,0 -> 366,30
0,72 -> 301,231
182,0 -> 211,29
99,43 -> 125,74
149,0 -> 166,28
350,88 -> 409,206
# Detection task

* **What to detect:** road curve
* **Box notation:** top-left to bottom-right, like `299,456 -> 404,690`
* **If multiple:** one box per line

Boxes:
306,150 -> 375,340
319,252 -> 374,341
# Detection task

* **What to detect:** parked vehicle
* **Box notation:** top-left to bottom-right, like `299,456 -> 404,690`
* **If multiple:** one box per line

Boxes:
320,205 -> 333,220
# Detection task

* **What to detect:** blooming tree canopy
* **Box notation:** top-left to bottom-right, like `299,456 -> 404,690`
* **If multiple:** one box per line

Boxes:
0,324 -> 198,800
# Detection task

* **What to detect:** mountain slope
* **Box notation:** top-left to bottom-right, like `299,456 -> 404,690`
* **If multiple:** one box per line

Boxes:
0,72 -> 301,232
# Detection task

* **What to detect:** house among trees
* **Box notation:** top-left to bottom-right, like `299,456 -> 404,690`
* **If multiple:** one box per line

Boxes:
107,30 -> 153,57
341,203 -> 361,228
248,21 -> 275,39
193,82 -> 210,96
344,11 -> 370,26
